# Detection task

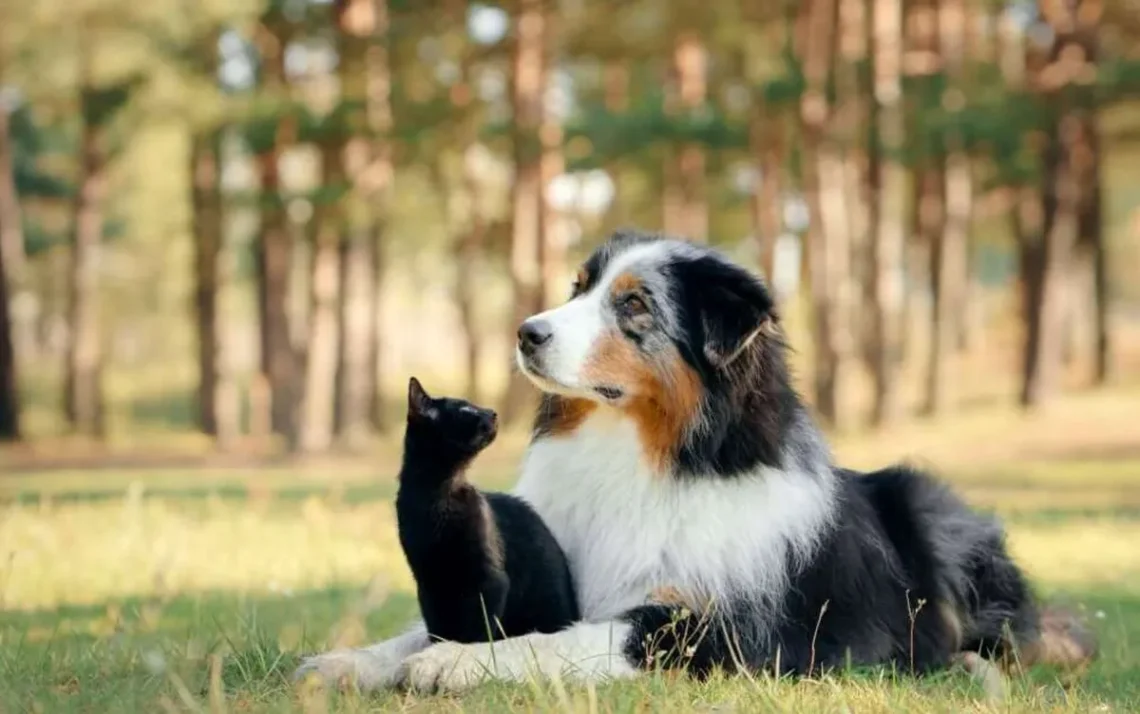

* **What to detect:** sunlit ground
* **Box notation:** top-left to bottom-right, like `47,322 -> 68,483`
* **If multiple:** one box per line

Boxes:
2,387 -> 1139,711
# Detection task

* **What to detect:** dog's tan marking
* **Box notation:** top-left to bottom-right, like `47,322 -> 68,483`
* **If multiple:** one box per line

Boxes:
541,396 -> 597,436
582,332 -> 702,473
647,586 -> 689,607
609,271 -> 642,297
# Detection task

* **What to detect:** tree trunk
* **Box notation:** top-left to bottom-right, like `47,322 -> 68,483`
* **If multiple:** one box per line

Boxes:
456,153 -> 486,402
298,146 -> 344,454
865,0 -> 906,427
255,157 -> 298,443
360,0 -> 393,432
925,153 -> 970,415
1086,164 -> 1109,384
0,230 -> 16,441
336,233 -> 376,445
500,0 -> 548,423
0,86 -> 21,440
253,17 -> 300,444
957,232 -> 981,353
191,131 -> 223,437
799,0 -> 843,427
369,231 -> 386,429
1021,116 -> 1082,408
749,108 -> 783,284
1019,0 -> 1101,408
922,0 -> 972,416
446,0 -> 486,404
1077,34 -> 1108,385
65,106 -> 106,438
539,116 -> 565,307
334,0 -> 388,447
0,131 -> 16,440
663,32 -> 708,241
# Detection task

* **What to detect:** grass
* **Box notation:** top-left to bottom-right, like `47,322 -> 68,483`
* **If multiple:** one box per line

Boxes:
1,584 -> 1138,713
2,390 -> 1140,712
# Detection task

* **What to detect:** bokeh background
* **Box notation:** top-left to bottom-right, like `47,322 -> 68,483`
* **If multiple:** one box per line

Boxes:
1,0 -> 1140,711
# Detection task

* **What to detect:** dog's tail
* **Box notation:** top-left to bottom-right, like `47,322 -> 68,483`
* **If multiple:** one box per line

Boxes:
1018,605 -> 1098,674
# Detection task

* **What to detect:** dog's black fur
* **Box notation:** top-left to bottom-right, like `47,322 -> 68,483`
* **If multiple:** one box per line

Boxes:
396,378 -> 579,643
622,464 -> 1040,677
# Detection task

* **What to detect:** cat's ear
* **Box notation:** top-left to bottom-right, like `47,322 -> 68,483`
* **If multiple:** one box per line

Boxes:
407,377 -> 435,419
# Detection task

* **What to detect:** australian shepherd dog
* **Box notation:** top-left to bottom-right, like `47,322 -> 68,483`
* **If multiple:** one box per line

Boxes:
296,230 -> 1095,693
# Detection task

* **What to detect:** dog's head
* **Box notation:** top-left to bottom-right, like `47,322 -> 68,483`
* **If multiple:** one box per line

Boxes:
517,231 -> 786,472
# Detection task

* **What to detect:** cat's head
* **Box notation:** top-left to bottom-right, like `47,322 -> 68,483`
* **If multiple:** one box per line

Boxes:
405,376 -> 499,456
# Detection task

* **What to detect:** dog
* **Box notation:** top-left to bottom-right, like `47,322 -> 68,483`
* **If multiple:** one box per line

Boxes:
295,230 -> 1095,693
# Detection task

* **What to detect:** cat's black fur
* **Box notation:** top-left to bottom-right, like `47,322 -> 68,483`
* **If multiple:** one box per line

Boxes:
396,377 -> 580,643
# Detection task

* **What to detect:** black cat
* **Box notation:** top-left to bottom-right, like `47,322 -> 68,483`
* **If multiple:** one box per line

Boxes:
396,377 -> 580,643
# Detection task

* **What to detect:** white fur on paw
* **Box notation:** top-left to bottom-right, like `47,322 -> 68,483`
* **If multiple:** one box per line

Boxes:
293,649 -> 403,691
955,652 -> 1008,703
400,641 -> 494,694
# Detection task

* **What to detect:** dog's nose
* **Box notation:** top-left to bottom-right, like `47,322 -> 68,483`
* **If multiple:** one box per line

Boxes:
517,319 -> 553,355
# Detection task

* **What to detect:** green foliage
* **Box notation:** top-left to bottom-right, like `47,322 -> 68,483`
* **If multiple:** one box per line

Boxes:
9,106 -> 71,201
80,75 -> 147,130
1098,57 -> 1140,100
564,92 -> 748,172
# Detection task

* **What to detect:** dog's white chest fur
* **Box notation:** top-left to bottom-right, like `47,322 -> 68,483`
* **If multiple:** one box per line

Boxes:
512,412 -> 835,622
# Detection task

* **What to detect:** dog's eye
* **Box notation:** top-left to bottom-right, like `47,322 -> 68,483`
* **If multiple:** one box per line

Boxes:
570,280 -> 582,297
620,294 -> 649,315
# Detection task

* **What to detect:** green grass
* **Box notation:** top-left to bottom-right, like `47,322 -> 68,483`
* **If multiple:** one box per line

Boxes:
3,448 -> 1140,711
1,585 -> 1137,712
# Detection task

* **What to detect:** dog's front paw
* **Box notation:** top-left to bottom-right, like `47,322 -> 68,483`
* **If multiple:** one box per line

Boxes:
399,641 -> 495,694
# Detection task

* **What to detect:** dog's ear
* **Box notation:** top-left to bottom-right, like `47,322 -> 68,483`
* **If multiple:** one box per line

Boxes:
678,256 -> 776,369
407,377 -> 435,419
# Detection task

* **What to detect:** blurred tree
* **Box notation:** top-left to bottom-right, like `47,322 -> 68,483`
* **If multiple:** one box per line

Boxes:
501,0 -> 550,423
835,0 -> 869,424
744,13 -> 789,284
1074,2 -> 1108,386
0,83 -> 18,440
0,57 -> 25,281
437,0 -> 488,403
798,0 -> 848,427
865,0 -> 907,426
334,0 -> 391,444
922,0 -> 973,416
1018,0 -> 1103,407
188,30 -> 225,439
252,4 -> 301,444
539,9 -> 566,305
299,132 -> 345,453
663,29 -> 709,240
65,29 -> 138,438
298,0 -> 373,454
1084,124 -> 1108,385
